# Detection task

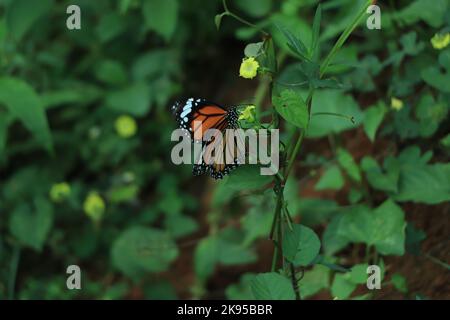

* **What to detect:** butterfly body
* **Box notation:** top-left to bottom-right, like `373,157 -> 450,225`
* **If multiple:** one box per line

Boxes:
172,98 -> 243,179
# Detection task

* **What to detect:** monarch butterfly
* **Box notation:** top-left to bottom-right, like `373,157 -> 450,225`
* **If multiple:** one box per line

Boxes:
172,98 -> 244,179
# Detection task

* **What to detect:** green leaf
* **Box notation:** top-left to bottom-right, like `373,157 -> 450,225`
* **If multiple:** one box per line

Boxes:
143,0 -> 178,41
307,90 -> 362,138
282,224 -> 321,267
272,89 -> 308,129
111,226 -> 178,277
310,4 -> 322,58
337,200 -> 406,256
297,198 -> 339,227
394,163 -> 450,204
41,90 -> 84,109
349,263 -> 368,284
108,185 -> 139,204
94,60 -> 128,86
215,13 -> 224,30
361,156 -> 399,193
299,264 -> 330,299
415,94 -> 447,138
337,148 -> 361,182
132,50 -> 176,81
275,24 -> 309,60
244,42 -> 264,58
95,12 -> 127,43
194,236 -> 219,282
6,0 -> 52,41
405,223 -> 426,256
105,83 -> 152,116
9,197 -> 53,251
226,273 -> 256,300
363,102 -> 386,142
0,110 -> 12,154
164,214 -> 198,239
391,273 -> 408,294
315,165 -> 344,191
218,240 -> 257,266
395,0 -> 448,28
194,233 -> 257,282
331,273 -> 356,299
250,272 -> 295,300
421,49 -> 450,93
235,0 -> 272,18
0,77 -> 52,151
225,165 -> 272,191
323,215 -> 350,256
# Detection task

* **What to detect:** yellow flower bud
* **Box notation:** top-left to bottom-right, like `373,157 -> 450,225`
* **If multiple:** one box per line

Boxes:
391,97 -> 404,111
49,182 -> 71,203
239,57 -> 259,79
431,33 -> 450,50
115,115 -> 137,138
83,192 -> 105,222
238,105 -> 256,122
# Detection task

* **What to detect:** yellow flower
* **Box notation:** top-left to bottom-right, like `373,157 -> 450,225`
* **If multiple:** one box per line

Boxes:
238,105 -> 256,122
239,57 -> 259,79
115,115 -> 137,138
391,97 -> 403,111
49,182 -> 71,203
83,191 -> 105,222
431,33 -> 450,50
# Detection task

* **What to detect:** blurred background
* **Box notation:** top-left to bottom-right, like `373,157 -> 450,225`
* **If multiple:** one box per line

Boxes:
0,0 -> 449,300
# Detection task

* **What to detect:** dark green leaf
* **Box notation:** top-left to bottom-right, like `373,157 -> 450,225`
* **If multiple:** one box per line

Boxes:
282,224 -> 321,266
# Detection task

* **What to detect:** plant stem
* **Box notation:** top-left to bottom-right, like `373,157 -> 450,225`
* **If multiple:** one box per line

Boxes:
8,244 -> 21,300
222,0 -> 269,36
320,0 -> 372,77
290,263 -> 301,300
284,129 -> 305,183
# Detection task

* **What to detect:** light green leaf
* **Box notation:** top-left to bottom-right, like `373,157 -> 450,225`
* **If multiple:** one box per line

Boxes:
143,0 -> 178,41
363,102 -> 386,142
273,89 -> 309,129
111,227 -> 178,277
299,264 -> 329,299
361,156 -> 400,193
323,214 -> 350,256
395,0 -> 448,28
331,273 -> 356,299
337,148 -> 361,182
0,77 -> 52,151
349,263 -> 369,284
395,163 -> 450,204
244,42 -> 264,58
337,200 -> 406,255
315,165 -> 344,191
282,224 -> 321,266
307,90 -> 362,138
251,272 -> 296,300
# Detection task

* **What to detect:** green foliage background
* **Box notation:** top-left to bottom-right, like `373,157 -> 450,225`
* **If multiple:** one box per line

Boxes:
0,0 -> 449,300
